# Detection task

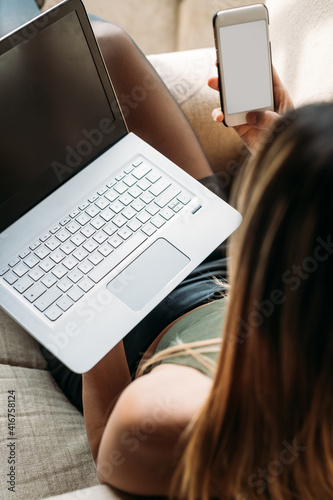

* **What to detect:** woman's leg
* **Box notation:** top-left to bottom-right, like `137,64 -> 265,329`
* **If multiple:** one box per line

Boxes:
92,21 -> 214,180
0,0 -> 39,38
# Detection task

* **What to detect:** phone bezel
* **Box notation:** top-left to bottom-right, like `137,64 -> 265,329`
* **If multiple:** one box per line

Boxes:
213,4 -> 274,127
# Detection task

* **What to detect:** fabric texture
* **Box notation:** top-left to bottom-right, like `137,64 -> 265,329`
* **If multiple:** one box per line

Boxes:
0,308 -> 47,369
0,364 -> 99,500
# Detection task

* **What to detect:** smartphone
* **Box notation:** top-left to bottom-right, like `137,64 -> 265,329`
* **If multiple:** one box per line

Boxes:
213,4 -> 274,127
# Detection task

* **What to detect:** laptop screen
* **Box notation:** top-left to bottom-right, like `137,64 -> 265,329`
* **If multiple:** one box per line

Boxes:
0,6 -> 127,232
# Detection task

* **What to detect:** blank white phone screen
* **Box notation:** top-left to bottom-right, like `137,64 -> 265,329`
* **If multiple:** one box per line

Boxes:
219,20 -> 272,115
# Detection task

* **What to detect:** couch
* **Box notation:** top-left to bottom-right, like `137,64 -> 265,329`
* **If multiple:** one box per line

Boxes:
1,1 -> 333,499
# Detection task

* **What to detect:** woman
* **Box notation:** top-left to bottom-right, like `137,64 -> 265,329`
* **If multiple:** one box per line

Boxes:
91,102 -> 333,500
87,36 -> 333,500
3,3 -> 333,499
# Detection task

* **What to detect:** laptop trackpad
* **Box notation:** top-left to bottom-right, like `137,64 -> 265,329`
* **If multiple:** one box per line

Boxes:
106,238 -> 190,311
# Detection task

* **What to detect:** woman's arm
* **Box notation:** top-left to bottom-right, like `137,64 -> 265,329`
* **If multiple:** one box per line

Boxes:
96,364 -> 212,496
82,340 -> 131,461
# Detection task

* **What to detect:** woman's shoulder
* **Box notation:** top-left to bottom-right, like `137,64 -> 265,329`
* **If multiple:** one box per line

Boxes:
97,364 -> 212,495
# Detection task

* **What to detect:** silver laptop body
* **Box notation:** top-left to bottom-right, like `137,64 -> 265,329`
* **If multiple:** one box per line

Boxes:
0,0 -> 241,373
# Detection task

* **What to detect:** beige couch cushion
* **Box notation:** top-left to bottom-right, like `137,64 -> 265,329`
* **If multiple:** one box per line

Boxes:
148,48 -> 244,178
0,364 -> 98,500
267,0 -> 333,106
177,0 -> 267,51
44,485 -> 148,500
45,485 -> 120,500
0,309 -> 46,369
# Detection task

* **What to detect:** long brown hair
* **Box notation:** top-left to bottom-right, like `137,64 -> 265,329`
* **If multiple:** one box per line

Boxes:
172,103 -> 333,499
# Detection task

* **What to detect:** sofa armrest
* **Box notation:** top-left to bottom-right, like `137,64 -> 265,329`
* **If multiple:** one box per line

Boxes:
41,484 -> 159,500
41,485 -> 123,500
147,48 -> 244,181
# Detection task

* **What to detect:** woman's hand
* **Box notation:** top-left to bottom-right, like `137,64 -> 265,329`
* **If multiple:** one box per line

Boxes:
208,67 -> 294,154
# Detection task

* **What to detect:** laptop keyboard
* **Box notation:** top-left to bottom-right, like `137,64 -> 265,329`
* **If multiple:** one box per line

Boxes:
1,157 -> 194,322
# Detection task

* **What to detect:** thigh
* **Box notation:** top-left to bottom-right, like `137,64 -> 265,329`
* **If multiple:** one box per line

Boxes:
91,21 -> 214,181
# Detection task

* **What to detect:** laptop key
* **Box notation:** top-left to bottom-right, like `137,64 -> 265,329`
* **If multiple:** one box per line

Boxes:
114,181 -> 128,195
50,249 -> 66,264
29,241 -> 41,251
66,221 -> 81,234
155,186 -> 181,208
71,233 -> 86,246
81,224 -> 96,238
40,233 -> 51,242
83,239 -> 99,253
127,218 -> 142,232
4,272 -> 18,285
56,229 -> 71,242
76,213 -> 90,226
90,217 -> 105,230
78,260 -> 94,274
68,269 -> 84,283
63,256 -> 78,270
14,276 -> 34,294
98,244 -> 113,257
89,232 -> 147,284
132,162 -> 151,179
24,254 -> 40,268
57,277 -> 73,292
57,295 -> 74,312
88,252 -> 103,266
151,215 -> 166,229
92,230 -> 108,245
60,216 -> 71,226
34,287 -> 62,312
61,241 -> 76,255
44,305 -> 63,321
45,237 -> 61,251
0,265 -> 9,276
95,197 -> 109,210
137,178 -> 151,191
39,258 -> 55,273
141,223 -> 157,237
19,249 -> 31,259
52,264 -> 67,279
86,205 -> 100,218
108,235 -> 123,248
103,223 -> 117,236
78,277 -> 94,293
99,208 -> 114,222
118,227 -> 133,240
67,286 -> 84,302
24,282 -> 47,302
13,263 -> 29,277
146,170 -> 161,183
50,224 -> 61,234
41,273 -> 58,288
9,257 -> 20,267
35,245 -> 51,259
29,267 -> 45,282
149,178 -> 171,197
73,248 -> 89,261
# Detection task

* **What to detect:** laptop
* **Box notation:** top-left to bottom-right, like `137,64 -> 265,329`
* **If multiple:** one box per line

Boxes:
0,0 -> 241,373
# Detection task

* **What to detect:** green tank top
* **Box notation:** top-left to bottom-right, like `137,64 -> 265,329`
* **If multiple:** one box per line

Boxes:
151,298 -> 227,378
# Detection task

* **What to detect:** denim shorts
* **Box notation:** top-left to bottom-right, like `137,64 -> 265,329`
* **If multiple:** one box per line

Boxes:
40,174 -> 230,412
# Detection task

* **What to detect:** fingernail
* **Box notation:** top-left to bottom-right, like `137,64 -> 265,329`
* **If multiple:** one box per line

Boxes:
212,109 -> 222,122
